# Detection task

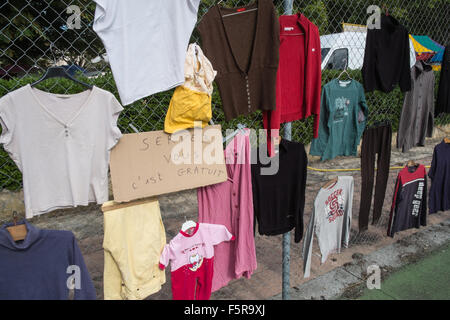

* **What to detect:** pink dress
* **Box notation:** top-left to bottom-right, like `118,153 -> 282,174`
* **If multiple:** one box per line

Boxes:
197,129 -> 257,292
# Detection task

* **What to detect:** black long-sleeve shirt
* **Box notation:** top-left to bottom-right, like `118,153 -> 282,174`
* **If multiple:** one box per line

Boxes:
362,14 -> 412,93
387,164 -> 427,237
251,139 -> 307,243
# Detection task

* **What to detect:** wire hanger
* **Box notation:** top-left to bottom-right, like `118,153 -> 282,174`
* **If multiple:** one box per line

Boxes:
219,0 -> 258,18
223,123 -> 246,143
6,211 -> 27,242
181,216 -> 197,234
337,58 -> 352,82
31,43 -> 93,89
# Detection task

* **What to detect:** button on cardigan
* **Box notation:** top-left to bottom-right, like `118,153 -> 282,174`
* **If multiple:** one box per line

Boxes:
251,139 -> 308,243
197,0 -> 280,120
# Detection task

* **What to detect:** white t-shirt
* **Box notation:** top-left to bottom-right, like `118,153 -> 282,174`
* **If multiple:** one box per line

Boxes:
0,84 -> 123,218
302,176 -> 354,278
93,0 -> 202,106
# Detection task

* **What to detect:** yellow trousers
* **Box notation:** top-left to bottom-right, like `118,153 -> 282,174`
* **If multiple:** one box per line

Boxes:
102,198 -> 166,300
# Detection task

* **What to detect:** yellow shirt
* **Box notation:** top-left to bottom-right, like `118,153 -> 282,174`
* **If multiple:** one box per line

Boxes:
164,43 -> 216,133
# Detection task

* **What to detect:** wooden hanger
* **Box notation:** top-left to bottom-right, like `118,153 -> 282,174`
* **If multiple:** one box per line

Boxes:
322,177 -> 338,189
6,211 -> 27,242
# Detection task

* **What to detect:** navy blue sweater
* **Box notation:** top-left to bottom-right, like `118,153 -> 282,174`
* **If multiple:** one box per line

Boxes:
0,220 -> 96,300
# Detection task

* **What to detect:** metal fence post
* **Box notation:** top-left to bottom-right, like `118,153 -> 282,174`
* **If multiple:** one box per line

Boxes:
282,0 -> 294,302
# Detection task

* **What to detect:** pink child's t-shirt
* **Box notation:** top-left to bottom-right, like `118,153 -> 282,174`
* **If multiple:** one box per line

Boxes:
159,223 -> 234,272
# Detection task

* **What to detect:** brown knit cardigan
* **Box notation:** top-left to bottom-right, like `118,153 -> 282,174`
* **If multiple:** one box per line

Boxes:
197,0 -> 280,120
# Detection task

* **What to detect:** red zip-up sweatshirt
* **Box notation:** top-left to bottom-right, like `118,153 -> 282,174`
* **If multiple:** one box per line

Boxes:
263,14 -> 321,154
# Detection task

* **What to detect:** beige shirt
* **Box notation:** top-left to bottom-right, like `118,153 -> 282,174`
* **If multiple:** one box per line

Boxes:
183,43 -> 217,96
0,84 -> 123,218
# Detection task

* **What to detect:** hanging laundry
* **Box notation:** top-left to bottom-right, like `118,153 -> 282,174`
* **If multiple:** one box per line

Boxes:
92,0 -> 201,105
436,45 -> 450,116
397,60 -> 435,153
387,164 -> 427,237
359,124 -> 392,232
428,140 -> 450,214
159,223 -> 234,300
197,0 -> 280,120
0,221 -> 96,299
263,13 -> 322,154
164,43 -> 217,134
302,176 -> 353,278
310,79 -> 368,161
198,129 -> 257,292
0,85 -> 123,218
251,138 -> 308,243
102,198 -> 166,300
362,14 -> 412,93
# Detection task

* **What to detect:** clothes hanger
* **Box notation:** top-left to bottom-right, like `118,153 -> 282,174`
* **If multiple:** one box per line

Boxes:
31,43 -> 93,89
181,217 -> 197,234
322,177 -> 338,189
219,0 -> 258,18
6,211 -> 27,242
223,123 -> 246,143
337,58 -> 352,82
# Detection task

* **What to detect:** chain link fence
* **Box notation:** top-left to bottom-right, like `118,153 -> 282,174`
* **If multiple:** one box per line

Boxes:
0,0 -> 449,251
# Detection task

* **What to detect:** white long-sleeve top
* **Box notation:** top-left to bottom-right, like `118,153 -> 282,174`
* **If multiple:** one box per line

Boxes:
302,176 -> 354,278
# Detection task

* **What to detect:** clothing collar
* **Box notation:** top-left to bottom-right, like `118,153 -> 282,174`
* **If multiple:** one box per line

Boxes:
180,222 -> 199,238
414,60 -> 432,74
382,14 -> 400,33
0,220 -> 41,250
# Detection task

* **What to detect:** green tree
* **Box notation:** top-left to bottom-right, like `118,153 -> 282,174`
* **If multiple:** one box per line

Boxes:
0,0 -> 103,72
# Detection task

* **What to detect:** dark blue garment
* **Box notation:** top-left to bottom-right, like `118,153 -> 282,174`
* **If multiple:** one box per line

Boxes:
0,220 -> 96,300
428,141 -> 450,214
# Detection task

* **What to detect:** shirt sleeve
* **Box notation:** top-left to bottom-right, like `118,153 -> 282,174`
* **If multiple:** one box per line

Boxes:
302,202 -> 317,278
205,223 -> 235,246
399,32 -> 412,92
70,233 -> 97,300
428,147 -> 437,180
342,177 -> 354,248
420,167 -> 427,226
107,94 -> 124,150
92,0 -> 108,34
0,94 -> 15,150
357,84 -> 369,138
295,147 -> 307,243
309,87 -> 329,159
159,243 -> 174,270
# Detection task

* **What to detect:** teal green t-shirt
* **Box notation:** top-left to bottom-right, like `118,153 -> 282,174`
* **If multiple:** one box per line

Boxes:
310,79 -> 368,161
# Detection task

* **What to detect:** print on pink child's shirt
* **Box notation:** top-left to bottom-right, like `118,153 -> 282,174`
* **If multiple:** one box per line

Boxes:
325,189 -> 345,223
182,243 -> 205,272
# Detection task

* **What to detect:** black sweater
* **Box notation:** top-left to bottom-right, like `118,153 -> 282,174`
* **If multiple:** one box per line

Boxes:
362,14 -> 412,93
251,139 -> 307,243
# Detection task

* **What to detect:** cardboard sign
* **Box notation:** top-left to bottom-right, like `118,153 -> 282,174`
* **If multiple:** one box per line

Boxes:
110,125 -> 227,202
